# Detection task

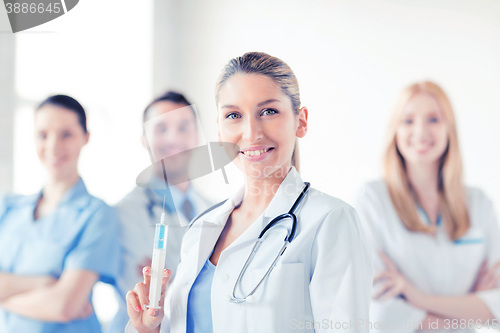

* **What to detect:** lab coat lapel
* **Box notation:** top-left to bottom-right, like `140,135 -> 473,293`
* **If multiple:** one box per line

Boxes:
187,194 -> 239,282
172,195 -> 236,332
195,220 -> 224,272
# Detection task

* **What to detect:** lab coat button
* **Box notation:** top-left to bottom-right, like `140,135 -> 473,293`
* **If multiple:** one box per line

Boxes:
218,273 -> 229,283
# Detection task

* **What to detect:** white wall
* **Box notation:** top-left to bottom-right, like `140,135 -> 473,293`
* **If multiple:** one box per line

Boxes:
12,0 -> 154,205
155,0 -> 500,209
0,9 -> 15,194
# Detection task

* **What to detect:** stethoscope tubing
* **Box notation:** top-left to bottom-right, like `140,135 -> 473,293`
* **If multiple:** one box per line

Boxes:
258,181 -> 310,242
230,181 -> 311,303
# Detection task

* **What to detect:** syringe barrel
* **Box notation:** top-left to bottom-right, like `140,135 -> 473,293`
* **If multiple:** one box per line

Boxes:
148,222 -> 168,309
148,247 -> 167,308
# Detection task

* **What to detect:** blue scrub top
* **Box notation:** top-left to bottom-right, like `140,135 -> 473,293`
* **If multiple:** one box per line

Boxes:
0,178 -> 121,333
186,259 -> 215,333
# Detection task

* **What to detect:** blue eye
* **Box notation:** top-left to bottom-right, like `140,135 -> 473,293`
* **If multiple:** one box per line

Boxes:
403,119 -> 413,124
62,131 -> 72,139
226,112 -> 241,119
429,117 -> 439,123
261,108 -> 278,116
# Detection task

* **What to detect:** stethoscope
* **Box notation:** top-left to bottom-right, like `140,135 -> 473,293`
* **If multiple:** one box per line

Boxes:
229,181 -> 311,304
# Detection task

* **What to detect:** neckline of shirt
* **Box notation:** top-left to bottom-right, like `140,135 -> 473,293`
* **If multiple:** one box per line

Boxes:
417,205 -> 442,227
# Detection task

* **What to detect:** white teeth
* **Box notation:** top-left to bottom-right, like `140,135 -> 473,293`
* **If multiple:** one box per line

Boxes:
242,148 -> 270,156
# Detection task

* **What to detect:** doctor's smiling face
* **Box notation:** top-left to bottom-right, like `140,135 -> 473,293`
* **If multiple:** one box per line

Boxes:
217,73 -> 308,180
396,92 -> 449,167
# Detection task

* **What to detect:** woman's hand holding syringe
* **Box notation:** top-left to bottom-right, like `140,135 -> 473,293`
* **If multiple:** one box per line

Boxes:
126,266 -> 171,333
127,195 -> 171,332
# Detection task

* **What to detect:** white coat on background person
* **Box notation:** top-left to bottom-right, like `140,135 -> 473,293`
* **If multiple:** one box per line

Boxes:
353,81 -> 500,333
124,52 -> 373,333
109,91 -> 212,333
354,181 -> 500,333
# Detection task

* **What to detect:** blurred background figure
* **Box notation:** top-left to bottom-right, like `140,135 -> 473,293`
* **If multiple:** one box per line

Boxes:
355,82 -> 500,333
0,95 -> 120,333
109,91 -> 212,333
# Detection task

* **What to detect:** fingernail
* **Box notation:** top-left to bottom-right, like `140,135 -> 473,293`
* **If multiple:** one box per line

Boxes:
135,306 -> 141,312
143,267 -> 150,273
165,269 -> 171,275
148,308 -> 157,316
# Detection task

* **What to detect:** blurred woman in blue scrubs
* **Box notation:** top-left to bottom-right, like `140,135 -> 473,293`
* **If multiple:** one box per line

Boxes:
0,95 -> 121,332
355,82 -> 500,333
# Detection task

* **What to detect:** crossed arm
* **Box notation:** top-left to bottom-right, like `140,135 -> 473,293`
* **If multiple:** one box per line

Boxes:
0,270 -> 98,322
0,272 -> 56,301
375,252 -> 499,330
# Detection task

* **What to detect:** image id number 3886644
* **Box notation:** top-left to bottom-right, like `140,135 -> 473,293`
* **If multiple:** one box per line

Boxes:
5,2 -> 61,14
443,319 -> 498,330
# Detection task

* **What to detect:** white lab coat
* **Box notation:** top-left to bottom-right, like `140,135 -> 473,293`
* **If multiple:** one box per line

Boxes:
113,185 -> 211,333
354,180 -> 500,333
126,167 -> 373,333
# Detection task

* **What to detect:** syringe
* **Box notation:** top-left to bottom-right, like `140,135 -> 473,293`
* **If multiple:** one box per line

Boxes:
147,195 -> 168,309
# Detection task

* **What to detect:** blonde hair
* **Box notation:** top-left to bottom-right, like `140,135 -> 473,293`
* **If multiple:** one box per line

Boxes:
383,81 -> 469,240
215,52 -> 301,172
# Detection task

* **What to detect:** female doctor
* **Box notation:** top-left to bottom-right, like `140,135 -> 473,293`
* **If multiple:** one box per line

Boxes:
354,82 -> 500,333
125,52 -> 373,333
